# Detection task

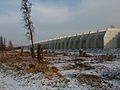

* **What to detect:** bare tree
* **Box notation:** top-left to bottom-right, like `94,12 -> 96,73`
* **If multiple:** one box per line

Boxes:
0,36 -> 6,50
8,40 -> 13,50
0,36 -> 3,50
2,37 -> 6,50
21,0 -> 35,58
3,37 -> 6,49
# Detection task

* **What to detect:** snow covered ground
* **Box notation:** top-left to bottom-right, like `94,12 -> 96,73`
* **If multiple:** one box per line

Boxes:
0,63 -> 89,90
0,70 -> 89,90
0,50 -> 120,90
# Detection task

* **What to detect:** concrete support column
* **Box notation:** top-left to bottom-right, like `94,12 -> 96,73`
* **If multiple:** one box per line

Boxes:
74,36 -> 81,49
63,39 -> 67,50
80,33 -> 87,49
56,40 -> 59,49
94,30 -> 99,48
68,37 -> 72,49
86,32 -> 91,48
54,42 -> 57,50
60,39 -> 64,50
59,39 -> 62,49
64,38 -> 70,50
71,36 -> 76,49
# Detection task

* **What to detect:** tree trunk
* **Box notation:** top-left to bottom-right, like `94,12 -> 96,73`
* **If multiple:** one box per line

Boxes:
30,28 -> 35,58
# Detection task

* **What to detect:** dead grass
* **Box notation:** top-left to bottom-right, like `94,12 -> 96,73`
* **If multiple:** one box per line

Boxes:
94,55 -> 113,63
25,61 -> 64,80
63,64 -> 76,70
77,74 -> 112,89
0,50 -> 65,80
75,61 -> 94,70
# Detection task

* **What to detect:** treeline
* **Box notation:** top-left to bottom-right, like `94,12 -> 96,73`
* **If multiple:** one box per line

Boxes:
0,36 -> 13,51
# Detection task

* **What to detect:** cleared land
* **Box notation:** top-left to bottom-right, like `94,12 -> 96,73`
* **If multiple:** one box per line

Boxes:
0,50 -> 120,90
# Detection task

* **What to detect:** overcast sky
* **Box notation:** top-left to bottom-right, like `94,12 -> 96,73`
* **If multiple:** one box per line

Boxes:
0,0 -> 120,45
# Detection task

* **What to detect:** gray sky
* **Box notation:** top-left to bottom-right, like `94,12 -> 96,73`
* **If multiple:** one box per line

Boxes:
0,0 -> 120,45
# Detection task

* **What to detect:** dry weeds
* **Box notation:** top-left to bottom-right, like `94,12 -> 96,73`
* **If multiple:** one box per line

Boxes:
0,50 -> 65,80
